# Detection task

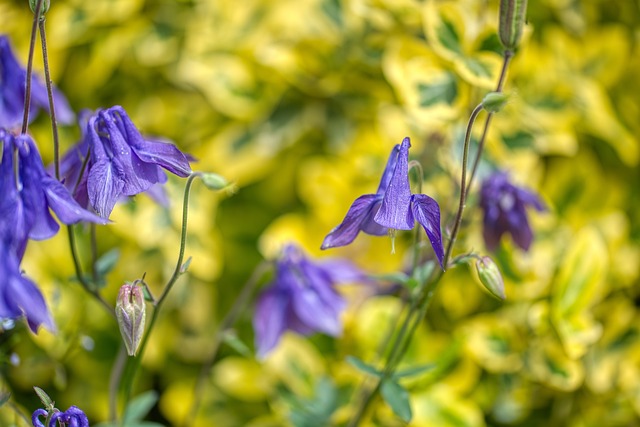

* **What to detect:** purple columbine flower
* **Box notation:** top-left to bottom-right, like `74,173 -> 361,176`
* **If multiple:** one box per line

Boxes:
32,405 -> 89,427
479,171 -> 545,251
322,137 -> 444,268
0,243 -> 54,332
0,35 -> 74,129
0,129 -> 108,259
253,244 -> 364,359
58,106 -> 192,218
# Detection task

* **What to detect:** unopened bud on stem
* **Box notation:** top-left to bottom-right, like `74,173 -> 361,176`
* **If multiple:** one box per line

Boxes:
482,92 -> 509,113
475,256 -> 505,300
499,0 -> 528,50
116,283 -> 146,356
29,0 -> 50,16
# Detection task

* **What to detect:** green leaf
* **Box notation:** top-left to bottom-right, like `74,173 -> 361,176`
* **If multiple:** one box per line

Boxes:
417,74 -> 457,107
381,379 -> 412,422
502,131 -> 535,150
436,17 -> 463,55
393,363 -> 436,379
412,260 -> 436,286
370,272 -> 410,285
124,391 -> 158,422
222,331 -> 253,357
462,57 -> 492,78
321,0 -> 342,27
95,249 -> 120,277
0,392 -> 10,408
33,387 -> 54,409
345,356 -> 382,377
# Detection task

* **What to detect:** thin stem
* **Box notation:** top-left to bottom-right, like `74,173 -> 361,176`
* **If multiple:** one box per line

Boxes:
442,103 -> 485,268
108,346 -> 127,422
66,226 -> 115,317
38,17 -> 61,180
119,173 -> 199,424
90,223 -> 99,284
466,50 -> 513,198
183,262 -> 270,427
21,0 -> 44,134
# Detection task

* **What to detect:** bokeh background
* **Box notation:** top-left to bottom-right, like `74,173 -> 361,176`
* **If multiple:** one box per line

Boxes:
1,0 -> 640,425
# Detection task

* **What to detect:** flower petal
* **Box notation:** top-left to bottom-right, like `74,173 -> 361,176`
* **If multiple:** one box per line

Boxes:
253,287 -> 289,359
411,194 -> 445,268
43,176 -> 109,225
321,194 -> 385,249
376,143 -> 400,194
374,137 -> 414,230
87,158 -> 126,218
290,285 -> 343,337
131,137 -> 192,178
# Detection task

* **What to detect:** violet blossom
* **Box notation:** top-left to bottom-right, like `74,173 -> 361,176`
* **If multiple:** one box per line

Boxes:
0,35 -> 74,129
253,244 -> 364,359
479,171 -> 545,251
322,137 -> 444,268
58,106 -> 192,218
32,405 -> 89,427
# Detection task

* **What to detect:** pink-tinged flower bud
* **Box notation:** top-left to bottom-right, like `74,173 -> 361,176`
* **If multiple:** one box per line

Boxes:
499,0 -> 528,50
116,283 -> 146,356
475,256 -> 505,300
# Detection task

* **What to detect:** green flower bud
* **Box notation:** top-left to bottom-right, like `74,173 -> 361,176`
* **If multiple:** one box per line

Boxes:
116,283 -> 146,356
475,256 -> 505,300
200,172 -> 229,191
482,92 -> 509,113
29,0 -> 50,16
498,0 -> 528,50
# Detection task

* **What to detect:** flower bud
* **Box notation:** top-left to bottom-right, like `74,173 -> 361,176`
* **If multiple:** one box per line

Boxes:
200,172 -> 229,190
498,0 -> 528,50
482,92 -> 509,113
475,256 -> 505,300
29,0 -> 50,15
116,283 -> 146,356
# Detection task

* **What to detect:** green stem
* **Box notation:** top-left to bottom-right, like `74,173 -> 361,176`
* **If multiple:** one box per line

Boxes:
20,0 -> 43,134
466,50 -> 513,199
38,16 -> 61,180
66,226 -> 115,317
119,173 -> 199,424
442,103 -> 485,268
183,261 -> 270,427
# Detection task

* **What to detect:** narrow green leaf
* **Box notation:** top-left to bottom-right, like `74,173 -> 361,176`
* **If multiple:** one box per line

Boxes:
345,356 -> 382,378
370,272 -> 410,284
33,387 -> 54,409
381,379 -> 412,422
0,392 -> 11,408
179,256 -> 193,274
94,249 -> 120,277
124,391 -> 158,422
393,363 -> 437,379
222,331 -> 253,357
437,18 -> 463,55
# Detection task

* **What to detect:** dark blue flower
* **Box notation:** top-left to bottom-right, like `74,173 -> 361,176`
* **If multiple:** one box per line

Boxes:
58,106 -> 192,218
32,405 -> 89,427
479,171 -> 545,251
0,35 -> 74,130
253,244 -> 364,359
0,129 -> 108,259
0,243 -> 54,332
322,137 -> 444,268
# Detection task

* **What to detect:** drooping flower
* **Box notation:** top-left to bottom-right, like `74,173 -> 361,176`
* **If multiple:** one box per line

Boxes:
0,35 -> 74,129
253,244 -> 364,359
0,129 -> 108,259
322,137 -> 444,268
0,243 -> 54,332
479,171 -> 545,251
58,106 -> 192,218
32,405 -> 89,427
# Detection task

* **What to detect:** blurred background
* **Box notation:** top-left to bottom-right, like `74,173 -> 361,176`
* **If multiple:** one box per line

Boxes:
1,0 -> 640,425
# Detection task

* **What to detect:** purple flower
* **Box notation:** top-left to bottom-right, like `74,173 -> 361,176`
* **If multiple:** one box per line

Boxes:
322,137 -> 444,268
58,106 -> 192,218
0,129 -> 108,259
32,405 -> 89,427
479,171 -> 545,251
0,35 -> 74,130
253,244 -> 364,359
0,243 -> 54,332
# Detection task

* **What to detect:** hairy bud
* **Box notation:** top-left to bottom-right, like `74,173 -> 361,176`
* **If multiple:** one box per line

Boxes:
475,256 -> 506,300
498,0 -> 528,50
116,283 -> 146,356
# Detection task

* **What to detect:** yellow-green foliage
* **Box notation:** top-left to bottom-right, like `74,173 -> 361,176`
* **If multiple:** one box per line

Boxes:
1,0 -> 639,426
